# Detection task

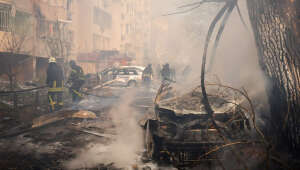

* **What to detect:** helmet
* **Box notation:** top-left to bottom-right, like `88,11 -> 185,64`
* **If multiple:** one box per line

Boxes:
69,60 -> 76,66
48,57 -> 56,63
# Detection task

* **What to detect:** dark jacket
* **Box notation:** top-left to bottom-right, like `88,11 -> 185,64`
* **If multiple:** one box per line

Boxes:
68,65 -> 84,83
46,63 -> 64,88
161,65 -> 171,80
143,65 -> 153,78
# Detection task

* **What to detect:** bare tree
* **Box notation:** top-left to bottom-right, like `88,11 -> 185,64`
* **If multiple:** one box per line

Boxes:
0,29 -> 31,90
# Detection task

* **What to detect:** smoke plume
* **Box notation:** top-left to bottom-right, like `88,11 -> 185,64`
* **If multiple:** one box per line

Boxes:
65,89 -> 144,169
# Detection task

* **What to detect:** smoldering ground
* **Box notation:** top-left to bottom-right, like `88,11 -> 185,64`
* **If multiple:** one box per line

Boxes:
65,89 -> 145,169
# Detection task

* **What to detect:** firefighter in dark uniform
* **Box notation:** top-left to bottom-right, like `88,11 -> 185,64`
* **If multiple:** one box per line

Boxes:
161,63 -> 171,82
142,64 -> 153,87
46,57 -> 64,112
67,60 -> 85,103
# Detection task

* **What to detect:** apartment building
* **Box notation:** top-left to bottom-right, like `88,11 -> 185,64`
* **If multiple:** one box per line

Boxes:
0,0 -> 72,82
0,0 -> 152,83
119,0 -> 151,64
70,0 -> 114,73
72,0 -> 151,73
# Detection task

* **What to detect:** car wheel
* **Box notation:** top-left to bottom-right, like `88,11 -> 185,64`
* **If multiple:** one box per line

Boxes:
128,80 -> 137,87
145,120 -> 156,159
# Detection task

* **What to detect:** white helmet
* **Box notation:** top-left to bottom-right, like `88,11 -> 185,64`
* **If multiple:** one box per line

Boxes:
48,57 -> 56,63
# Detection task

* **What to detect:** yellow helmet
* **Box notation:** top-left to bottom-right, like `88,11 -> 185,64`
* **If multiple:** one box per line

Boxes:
48,57 -> 56,63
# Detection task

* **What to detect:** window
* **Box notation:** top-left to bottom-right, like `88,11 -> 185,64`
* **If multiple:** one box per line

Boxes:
66,30 -> 73,42
126,24 -> 129,34
103,37 -> 110,50
117,69 -> 126,75
128,69 -> 137,75
37,19 -> 49,38
93,34 -> 102,50
37,20 -> 65,39
93,7 -> 112,29
14,10 -> 32,35
93,34 -> 110,50
67,0 -> 73,20
0,3 -> 11,32
107,70 -> 113,75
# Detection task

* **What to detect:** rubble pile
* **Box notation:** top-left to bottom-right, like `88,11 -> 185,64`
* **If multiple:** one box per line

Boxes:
0,109 -> 114,170
141,83 -> 269,169
0,78 -> 40,91
0,86 -> 158,170
159,85 -> 245,115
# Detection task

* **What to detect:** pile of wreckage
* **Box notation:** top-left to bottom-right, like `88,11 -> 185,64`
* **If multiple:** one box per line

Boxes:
143,82 -> 253,169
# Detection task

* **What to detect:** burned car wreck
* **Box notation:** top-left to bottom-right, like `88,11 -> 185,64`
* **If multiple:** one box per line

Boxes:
143,82 -> 252,169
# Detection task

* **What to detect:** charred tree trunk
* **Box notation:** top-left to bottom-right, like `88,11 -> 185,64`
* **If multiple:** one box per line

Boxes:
247,0 -> 300,154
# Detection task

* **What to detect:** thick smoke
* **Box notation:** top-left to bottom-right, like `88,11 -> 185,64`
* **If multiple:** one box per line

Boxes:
67,0 -> 269,169
150,0 -> 269,114
65,89 -> 144,169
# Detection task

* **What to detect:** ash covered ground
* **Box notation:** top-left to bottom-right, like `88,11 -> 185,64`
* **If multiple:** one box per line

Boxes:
0,85 -> 281,170
0,86 -> 167,170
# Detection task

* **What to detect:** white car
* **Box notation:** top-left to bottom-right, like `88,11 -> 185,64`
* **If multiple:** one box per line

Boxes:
99,66 -> 145,87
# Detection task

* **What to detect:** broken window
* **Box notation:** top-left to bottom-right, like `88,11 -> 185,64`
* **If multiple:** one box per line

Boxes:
0,3 -> 11,32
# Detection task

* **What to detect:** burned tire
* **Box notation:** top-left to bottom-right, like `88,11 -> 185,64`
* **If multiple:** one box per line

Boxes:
128,80 -> 137,87
145,120 -> 160,160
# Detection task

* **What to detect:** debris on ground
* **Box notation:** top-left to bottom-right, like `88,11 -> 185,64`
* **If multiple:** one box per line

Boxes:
142,82 -> 266,169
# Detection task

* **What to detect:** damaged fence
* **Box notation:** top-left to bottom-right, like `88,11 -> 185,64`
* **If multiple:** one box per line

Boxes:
0,86 -> 48,113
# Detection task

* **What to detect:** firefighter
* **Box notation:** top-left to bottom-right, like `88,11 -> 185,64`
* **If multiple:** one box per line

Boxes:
142,64 -> 153,86
161,63 -> 171,82
67,60 -> 85,103
155,64 -> 161,80
46,57 -> 64,112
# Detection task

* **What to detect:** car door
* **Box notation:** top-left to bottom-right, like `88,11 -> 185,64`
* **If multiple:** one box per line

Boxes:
100,68 -> 114,83
127,69 -> 139,81
111,69 -> 129,86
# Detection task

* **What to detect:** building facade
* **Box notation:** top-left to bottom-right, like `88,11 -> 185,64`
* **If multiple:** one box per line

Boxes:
119,0 -> 151,64
0,0 -> 72,82
71,0 -> 152,73
0,0 -> 152,83
70,0 -> 113,73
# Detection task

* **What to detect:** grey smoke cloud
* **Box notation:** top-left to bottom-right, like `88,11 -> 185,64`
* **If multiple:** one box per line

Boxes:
66,0 -> 269,169
65,89 -> 144,169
